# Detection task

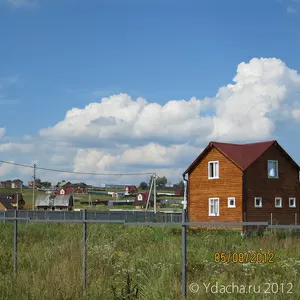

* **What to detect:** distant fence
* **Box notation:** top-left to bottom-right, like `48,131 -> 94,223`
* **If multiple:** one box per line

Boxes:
0,209 -> 182,223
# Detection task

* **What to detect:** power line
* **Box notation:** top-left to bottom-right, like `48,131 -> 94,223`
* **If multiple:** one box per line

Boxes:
0,160 -> 154,176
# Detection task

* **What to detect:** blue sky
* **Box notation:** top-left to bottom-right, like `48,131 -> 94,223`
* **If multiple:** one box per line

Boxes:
0,0 -> 300,185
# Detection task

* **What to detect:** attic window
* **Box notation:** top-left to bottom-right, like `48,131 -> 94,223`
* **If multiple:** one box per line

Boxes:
208,161 -> 219,179
268,160 -> 278,178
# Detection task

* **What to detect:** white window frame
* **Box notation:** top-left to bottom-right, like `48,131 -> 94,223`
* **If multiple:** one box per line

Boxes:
268,160 -> 279,178
208,198 -> 219,216
254,197 -> 262,208
228,197 -> 236,208
208,161 -> 219,179
289,197 -> 296,208
275,197 -> 282,208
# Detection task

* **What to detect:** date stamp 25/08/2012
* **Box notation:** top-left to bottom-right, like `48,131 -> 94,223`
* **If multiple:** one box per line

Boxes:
214,252 -> 275,263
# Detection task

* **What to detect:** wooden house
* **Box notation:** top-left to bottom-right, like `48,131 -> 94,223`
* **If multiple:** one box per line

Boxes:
133,192 -> 153,209
0,193 -> 25,209
0,199 -> 14,210
125,185 -> 138,195
183,140 -> 300,226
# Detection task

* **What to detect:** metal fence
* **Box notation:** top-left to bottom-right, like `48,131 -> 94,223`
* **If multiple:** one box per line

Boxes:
0,209 -> 182,223
1,210 -> 300,300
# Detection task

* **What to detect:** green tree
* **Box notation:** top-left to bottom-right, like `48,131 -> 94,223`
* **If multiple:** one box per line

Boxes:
157,176 -> 167,187
173,180 -> 184,189
139,182 -> 148,190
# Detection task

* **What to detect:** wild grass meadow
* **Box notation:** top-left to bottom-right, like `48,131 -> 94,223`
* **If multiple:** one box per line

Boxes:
0,223 -> 300,299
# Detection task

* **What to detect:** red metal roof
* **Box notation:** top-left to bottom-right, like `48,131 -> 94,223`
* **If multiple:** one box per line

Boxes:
183,140 -> 299,175
212,140 -> 275,170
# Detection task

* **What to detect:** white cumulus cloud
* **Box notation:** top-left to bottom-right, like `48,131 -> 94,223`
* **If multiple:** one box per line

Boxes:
0,143 -> 33,152
3,57 -> 300,185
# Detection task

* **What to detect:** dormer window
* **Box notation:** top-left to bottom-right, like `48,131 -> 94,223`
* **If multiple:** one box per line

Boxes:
268,160 -> 278,178
208,161 -> 219,179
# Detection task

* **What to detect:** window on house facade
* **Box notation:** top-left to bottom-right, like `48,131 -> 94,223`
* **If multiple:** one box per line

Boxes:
275,197 -> 282,208
208,198 -> 219,216
254,197 -> 262,208
268,160 -> 278,178
208,161 -> 219,179
289,197 -> 296,208
228,197 -> 236,208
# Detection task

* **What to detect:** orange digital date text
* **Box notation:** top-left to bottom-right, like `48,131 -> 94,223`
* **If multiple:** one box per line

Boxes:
214,252 -> 275,263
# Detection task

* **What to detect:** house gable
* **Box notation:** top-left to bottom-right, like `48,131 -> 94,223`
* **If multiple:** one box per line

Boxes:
244,143 -> 300,224
188,146 -> 243,222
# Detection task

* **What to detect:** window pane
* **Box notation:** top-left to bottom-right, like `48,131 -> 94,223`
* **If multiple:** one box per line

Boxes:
268,161 -> 278,177
214,162 -> 219,177
268,164 -> 274,176
209,163 -> 214,177
214,200 -> 219,214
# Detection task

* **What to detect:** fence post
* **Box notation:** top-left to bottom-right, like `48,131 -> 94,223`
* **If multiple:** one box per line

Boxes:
14,209 -> 18,276
271,213 -> 273,233
82,209 -> 87,290
295,213 -> 297,225
182,180 -> 188,300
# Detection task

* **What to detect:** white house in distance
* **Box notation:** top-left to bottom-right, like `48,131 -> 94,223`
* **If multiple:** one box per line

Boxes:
11,179 -> 23,189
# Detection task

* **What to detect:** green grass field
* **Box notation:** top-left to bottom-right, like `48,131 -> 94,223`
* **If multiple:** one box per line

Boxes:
0,224 -> 300,299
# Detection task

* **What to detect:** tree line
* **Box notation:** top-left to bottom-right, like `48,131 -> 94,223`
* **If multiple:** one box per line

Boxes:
139,176 -> 184,190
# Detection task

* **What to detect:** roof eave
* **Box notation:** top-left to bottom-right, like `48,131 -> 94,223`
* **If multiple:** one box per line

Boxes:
182,142 -> 213,176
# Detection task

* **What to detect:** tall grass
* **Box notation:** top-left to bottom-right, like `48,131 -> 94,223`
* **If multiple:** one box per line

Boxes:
0,224 -> 300,299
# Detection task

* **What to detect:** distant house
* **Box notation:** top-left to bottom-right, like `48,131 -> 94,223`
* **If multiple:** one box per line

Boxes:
69,182 -> 89,194
55,187 -> 74,195
35,194 -> 74,210
132,192 -> 154,208
0,180 -> 12,188
59,181 -> 72,187
0,198 -> 14,210
0,193 -> 25,209
175,189 -> 184,196
11,179 -> 23,189
183,140 -> 300,226
28,181 -> 42,189
0,179 -> 24,189
125,185 -> 138,195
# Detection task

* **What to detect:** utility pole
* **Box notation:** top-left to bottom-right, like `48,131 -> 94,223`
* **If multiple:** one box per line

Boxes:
32,164 -> 36,210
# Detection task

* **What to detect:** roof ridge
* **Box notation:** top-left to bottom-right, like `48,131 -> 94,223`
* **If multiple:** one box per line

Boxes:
211,140 -> 276,146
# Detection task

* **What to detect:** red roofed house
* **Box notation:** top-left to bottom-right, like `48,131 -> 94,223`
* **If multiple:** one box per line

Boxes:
124,185 -> 138,195
55,187 -> 74,196
133,192 -> 154,209
183,140 -> 300,226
